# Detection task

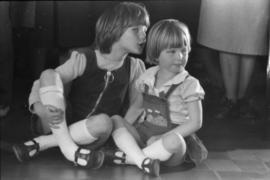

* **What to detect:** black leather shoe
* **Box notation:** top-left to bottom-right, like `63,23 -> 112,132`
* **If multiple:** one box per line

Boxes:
102,147 -> 126,165
74,148 -> 105,169
12,139 -> 40,162
215,98 -> 237,120
141,158 -> 160,177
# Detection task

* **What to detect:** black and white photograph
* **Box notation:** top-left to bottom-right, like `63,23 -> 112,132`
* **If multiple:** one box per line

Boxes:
1,0 -> 270,179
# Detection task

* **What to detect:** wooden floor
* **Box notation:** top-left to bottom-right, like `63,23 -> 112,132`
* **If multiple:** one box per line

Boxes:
1,90 -> 270,180
1,143 -> 270,180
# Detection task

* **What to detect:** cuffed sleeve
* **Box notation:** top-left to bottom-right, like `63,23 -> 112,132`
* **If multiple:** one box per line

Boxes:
28,50 -> 87,113
55,51 -> 87,84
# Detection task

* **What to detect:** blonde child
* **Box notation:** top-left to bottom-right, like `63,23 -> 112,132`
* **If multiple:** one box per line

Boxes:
107,19 -> 208,177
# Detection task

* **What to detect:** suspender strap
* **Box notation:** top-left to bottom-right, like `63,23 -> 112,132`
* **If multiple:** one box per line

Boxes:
164,75 -> 190,98
144,84 -> 150,94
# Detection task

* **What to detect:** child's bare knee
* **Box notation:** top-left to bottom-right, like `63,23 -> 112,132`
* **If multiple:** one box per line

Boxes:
162,133 -> 186,154
86,114 -> 112,136
98,114 -> 113,133
111,115 -> 125,129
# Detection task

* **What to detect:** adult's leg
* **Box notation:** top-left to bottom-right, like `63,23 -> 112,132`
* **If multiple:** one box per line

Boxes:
238,55 -> 256,99
236,55 -> 257,122
198,47 -> 222,88
219,52 -> 240,102
215,52 -> 241,119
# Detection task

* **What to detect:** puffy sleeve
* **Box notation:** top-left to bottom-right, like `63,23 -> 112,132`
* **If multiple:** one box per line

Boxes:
180,77 -> 205,102
129,57 -> 146,104
28,51 -> 87,113
55,51 -> 87,84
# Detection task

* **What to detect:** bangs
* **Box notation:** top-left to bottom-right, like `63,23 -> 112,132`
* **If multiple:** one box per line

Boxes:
159,27 -> 188,50
146,19 -> 191,64
94,2 -> 149,53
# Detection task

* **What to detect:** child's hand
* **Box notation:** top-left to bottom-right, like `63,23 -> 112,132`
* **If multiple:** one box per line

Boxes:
146,135 -> 161,146
36,103 -> 64,129
45,105 -> 64,129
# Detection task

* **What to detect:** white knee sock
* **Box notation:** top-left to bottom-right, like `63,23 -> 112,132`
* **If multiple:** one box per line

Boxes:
113,127 -> 146,168
39,85 -> 78,162
24,135 -> 57,157
33,134 -> 57,151
143,139 -> 172,161
69,119 -> 97,145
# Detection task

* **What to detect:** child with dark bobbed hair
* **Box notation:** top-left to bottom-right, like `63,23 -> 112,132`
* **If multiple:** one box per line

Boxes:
12,1 -> 149,169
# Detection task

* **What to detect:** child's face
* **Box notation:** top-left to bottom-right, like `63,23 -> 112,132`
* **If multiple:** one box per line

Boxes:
157,46 -> 189,74
118,25 -> 148,54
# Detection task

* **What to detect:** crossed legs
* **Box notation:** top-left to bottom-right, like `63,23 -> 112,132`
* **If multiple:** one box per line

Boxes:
13,69 -> 112,167
111,115 -> 186,169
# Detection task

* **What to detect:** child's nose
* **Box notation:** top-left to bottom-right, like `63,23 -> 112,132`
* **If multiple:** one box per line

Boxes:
138,31 -> 146,41
176,51 -> 183,60
138,27 -> 147,40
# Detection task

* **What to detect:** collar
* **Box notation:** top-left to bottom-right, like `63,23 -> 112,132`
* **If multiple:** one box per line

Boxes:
141,66 -> 189,89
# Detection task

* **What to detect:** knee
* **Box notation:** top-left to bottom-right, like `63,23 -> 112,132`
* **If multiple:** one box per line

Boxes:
111,115 -> 125,129
39,69 -> 60,87
162,133 -> 186,155
86,114 -> 113,137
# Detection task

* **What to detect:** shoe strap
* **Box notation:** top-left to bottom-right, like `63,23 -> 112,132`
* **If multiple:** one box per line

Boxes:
29,139 -> 40,153
113,151 -> 126,163
141,158 -> 151,172
74,147 -> 90,166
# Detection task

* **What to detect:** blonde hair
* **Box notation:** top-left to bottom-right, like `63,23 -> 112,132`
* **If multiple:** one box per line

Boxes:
146,19 -> 191,65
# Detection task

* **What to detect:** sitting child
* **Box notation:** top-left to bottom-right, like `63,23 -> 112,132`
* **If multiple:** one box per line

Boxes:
12,2 -> 149,169
106,19 -> 208,177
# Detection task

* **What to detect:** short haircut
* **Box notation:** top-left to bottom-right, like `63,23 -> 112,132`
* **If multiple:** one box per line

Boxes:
146,19 -> 191,65
94,2 -> 150,54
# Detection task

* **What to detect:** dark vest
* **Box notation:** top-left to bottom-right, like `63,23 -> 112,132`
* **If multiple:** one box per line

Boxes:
67,48 -> 130,123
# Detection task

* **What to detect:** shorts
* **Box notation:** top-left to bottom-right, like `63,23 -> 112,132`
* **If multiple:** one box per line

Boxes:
135,122 -> 208,165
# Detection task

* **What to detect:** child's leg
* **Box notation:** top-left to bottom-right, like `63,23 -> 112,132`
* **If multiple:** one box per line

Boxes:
14,114 -> 112,165
69,114 -> 112,146
111,115 -> 146,168
12,134 -> 58,162
143,132 -> 186,166
38,69 -> 85,164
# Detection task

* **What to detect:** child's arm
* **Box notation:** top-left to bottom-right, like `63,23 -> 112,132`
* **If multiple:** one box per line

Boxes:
147,100 -> 202,145
164,99 -> 203,138
124,92 -> 143,124
124,57 -> 145,124
129,57 -> 146,105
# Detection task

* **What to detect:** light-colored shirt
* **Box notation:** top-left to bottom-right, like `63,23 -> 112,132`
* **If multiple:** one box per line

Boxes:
29,51 -> 146,113
136,66 -> 205,125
